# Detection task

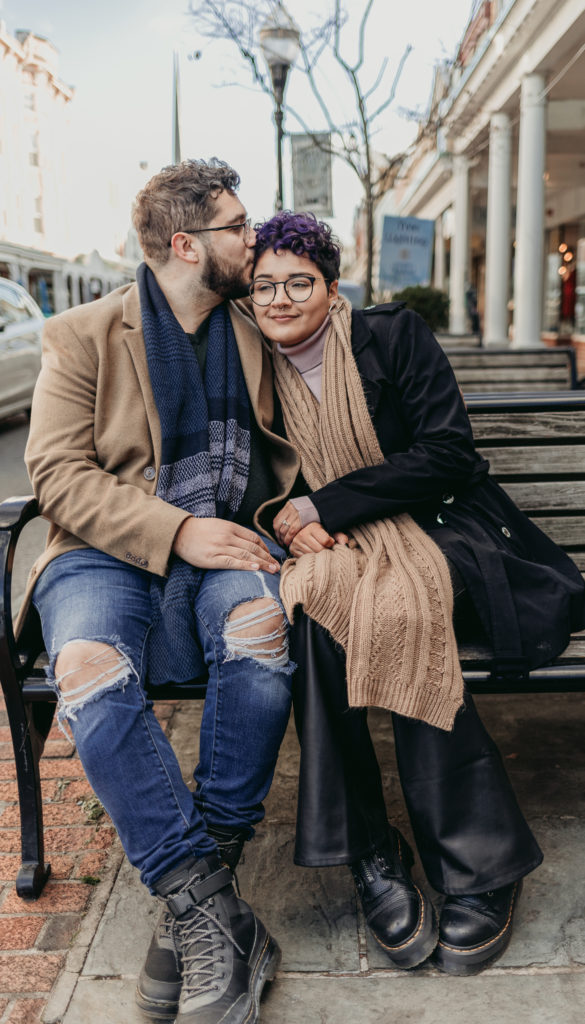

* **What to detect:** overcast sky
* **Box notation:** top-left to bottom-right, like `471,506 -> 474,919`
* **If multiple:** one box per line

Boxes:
1,0 -> 474,256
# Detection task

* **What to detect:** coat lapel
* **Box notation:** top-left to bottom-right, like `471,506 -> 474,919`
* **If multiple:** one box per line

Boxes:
350,309 -> 386,420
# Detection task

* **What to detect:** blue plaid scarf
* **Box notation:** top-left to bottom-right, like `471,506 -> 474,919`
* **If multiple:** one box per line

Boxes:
137,263 -> 251,684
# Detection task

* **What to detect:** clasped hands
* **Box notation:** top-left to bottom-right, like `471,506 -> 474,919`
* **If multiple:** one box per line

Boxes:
273,501 -> 349,557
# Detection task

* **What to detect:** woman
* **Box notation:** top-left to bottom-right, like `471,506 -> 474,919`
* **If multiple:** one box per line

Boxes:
249,211 -> 585,976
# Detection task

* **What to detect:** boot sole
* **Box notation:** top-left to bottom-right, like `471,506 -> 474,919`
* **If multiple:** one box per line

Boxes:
241,934 -> 282,1024
431,881 -> 521,977
135,985 -> 179,1022
371,889 -> 439,970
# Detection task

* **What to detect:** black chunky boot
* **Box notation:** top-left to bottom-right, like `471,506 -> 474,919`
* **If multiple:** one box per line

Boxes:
432,880 -> 522,976
350,826 -> 438,969
136,831 -> 247,1022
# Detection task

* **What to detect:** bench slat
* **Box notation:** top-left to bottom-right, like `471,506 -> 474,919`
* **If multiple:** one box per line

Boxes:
481,445 -> 585,476
449,354 -> 571,367
457,368 -> 569,382
521,515 -> 585,546
501,480 -> 585,511
463,378 -> 569,389
470,411 -> 585,440
460,634 -> 585,664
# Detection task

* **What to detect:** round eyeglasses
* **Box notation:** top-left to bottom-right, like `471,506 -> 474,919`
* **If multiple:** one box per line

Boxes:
249,275 -> 327,306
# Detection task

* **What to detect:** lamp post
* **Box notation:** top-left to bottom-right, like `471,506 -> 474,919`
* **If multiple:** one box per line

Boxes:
259,3 -> 300,211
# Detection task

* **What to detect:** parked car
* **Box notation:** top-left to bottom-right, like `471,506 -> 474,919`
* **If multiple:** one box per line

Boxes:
0,279 -> 44,422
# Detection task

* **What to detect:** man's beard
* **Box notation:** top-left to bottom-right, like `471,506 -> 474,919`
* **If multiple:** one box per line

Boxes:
201,246 -> 251,300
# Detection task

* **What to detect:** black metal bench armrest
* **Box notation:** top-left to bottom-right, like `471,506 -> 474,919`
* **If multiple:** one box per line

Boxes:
0,495 -> 40,675
0,495 -> 39,532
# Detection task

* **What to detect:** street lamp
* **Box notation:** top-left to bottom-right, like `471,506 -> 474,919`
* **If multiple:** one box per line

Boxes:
259,3 -> 300,211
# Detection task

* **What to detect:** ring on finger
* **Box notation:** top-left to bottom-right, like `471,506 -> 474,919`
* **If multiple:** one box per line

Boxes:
281,519 -> 289,529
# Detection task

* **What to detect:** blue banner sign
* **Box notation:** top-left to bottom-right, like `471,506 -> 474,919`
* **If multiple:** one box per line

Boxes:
379,216 -> 435,290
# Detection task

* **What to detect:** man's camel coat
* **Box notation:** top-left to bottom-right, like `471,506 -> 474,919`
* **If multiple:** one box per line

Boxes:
20,282 -> 300,630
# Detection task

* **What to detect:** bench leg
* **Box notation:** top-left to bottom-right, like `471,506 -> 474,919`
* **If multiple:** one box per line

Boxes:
5,695 -> 52,899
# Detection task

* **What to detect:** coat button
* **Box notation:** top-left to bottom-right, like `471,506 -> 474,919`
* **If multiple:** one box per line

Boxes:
436,513 -> 445,525
443,494 -> 454,504
143,466 -> 156,481
501,526 -> 511,538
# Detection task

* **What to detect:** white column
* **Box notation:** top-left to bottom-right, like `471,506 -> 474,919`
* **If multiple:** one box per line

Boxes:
449,155 -> 469,334
484,113 -> 511,346
434,216 -> 446,292
513,74 -> 546,347
52,270 -> 69,313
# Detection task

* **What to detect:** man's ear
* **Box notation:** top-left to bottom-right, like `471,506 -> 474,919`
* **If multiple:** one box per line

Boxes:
170,233 -> 200,263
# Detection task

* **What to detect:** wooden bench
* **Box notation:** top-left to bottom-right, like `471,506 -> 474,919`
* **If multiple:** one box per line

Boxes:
443,346 -> 577,393
2,390 -> 585,899
460,391 -> 585,687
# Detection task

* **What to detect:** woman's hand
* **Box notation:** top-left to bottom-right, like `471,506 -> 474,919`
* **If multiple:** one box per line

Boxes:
273,501 -> 303,546
289,523 -> 350,557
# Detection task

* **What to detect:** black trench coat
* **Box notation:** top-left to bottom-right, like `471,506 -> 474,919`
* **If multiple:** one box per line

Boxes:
286,304 -> 585,891
306,304 -> 585,673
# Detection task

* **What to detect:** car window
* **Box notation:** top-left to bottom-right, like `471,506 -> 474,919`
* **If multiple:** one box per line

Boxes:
0,282 -> 34,329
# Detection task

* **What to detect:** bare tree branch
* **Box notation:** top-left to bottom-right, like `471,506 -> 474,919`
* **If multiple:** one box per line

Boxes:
369,44 -> 413,121
189,0 -> 413,304
357,0 -> 375,72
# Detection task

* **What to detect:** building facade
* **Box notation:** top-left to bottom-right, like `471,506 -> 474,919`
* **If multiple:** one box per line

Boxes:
378,0 -> 585,348
0,23 -> 134,313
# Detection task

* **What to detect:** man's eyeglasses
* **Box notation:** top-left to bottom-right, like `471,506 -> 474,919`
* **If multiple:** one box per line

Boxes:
249,275 -> 327,306
169,218 -> 252,245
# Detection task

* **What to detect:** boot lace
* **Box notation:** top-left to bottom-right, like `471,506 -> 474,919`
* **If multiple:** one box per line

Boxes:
174,900 -> 245,999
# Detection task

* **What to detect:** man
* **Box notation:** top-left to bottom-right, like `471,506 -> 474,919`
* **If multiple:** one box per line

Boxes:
24,159 -> 301,1024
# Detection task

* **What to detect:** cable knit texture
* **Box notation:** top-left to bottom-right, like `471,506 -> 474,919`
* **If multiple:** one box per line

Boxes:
273,296 -> 463,731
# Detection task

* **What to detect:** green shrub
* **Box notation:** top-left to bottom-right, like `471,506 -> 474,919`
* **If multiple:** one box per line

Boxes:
391,285 -> 449,331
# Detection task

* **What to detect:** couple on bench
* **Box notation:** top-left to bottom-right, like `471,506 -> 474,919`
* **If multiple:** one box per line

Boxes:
21,159 -> 584,1023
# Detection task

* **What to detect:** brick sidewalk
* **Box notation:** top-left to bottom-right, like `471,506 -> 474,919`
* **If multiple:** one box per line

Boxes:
0,694 -> 177,1024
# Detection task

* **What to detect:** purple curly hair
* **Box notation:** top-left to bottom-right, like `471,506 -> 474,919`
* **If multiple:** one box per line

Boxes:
254,211 -> 341,282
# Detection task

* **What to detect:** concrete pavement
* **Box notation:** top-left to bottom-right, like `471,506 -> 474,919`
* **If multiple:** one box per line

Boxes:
42,691 -> 585,1024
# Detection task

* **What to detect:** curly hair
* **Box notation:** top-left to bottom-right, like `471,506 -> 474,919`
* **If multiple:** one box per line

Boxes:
132,158 -> 240,265
254,211 -> 341,282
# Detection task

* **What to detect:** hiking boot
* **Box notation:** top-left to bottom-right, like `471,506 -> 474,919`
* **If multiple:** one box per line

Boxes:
136,909 -> 181,1022
136,830 -> 247,1022
432,880 -> 522,976
137,851 -> 279,1024
350,827 -> 438,969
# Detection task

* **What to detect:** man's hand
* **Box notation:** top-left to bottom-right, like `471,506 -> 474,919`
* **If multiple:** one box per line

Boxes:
173,517 -> 280,573
289,523 -> 350,557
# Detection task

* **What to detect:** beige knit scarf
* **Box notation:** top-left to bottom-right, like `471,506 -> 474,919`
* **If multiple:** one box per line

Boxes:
274,296 -> 463,732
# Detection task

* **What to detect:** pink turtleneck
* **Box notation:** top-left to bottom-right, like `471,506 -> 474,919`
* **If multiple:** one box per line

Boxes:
276,314 -> 329,403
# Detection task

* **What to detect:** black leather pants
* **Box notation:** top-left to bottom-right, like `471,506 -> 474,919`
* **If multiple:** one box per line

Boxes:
290,614 -> 543,895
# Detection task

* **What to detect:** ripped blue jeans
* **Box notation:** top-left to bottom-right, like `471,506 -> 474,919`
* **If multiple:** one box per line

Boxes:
32,545 -> 293,890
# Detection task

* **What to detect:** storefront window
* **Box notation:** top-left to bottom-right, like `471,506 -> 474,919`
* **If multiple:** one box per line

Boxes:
575,238 -> 585,336
545,227 -> 582,336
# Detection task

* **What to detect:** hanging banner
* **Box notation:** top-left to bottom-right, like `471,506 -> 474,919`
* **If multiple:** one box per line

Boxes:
291,133 -> 333,217
379,215 -> 435,290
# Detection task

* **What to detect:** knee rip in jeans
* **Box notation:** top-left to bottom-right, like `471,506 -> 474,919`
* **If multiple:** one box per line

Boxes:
52,639 -> 136,723
224,597 -> 290,669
